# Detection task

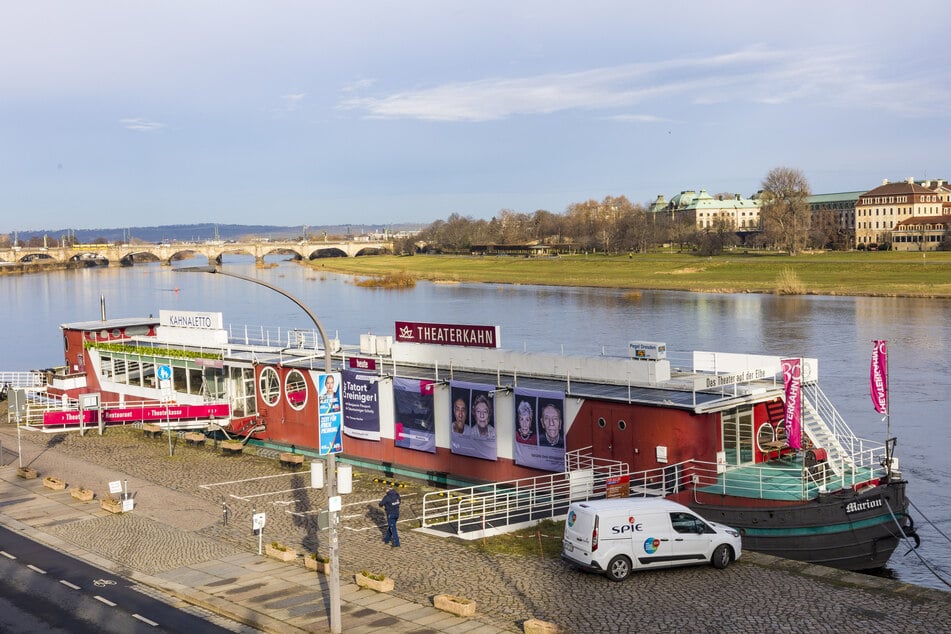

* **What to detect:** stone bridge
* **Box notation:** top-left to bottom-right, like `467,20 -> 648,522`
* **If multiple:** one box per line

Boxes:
0,239 -> 393,266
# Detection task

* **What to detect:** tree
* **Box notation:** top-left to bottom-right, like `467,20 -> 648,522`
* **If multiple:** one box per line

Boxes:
759,167 -> 812,254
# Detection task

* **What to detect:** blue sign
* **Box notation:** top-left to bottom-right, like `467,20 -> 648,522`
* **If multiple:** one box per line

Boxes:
318,373 -> 343,455
157,365 -> 172,381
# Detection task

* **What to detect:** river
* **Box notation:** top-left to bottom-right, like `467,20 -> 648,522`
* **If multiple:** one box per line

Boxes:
2,256 -> 949,591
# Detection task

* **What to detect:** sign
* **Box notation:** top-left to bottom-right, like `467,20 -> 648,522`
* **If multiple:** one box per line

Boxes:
159,309 -> 223,330
328,496 -> 342,513
870,340 -> 888,414
317,372 -> 343,455
348,357 -> 377,371
43,403 -> 231,427
157,365 -> 172,381
109,481 -> 123,495
395,321 -> 500,348
252,512 -> 266,531
122,498 -> 134,512
605,475 -> 631,498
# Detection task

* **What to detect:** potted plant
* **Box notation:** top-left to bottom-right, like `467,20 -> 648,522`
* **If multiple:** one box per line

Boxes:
434,594 -> 477,617
305,552 -> 331,573
523,619 -> 568,634
43,475 -> 67,491
265,541 -> 297,562
70,486 -> 95,502
355,570 -> 394,593
16,466 -> 38,480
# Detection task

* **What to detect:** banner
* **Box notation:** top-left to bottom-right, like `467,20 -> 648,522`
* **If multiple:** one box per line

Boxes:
870,340 -> 888,415
449,381 -> 497,461
781,358 -> 802,450
393,377 -> 436,453
513,387 -> 566,472
317,372 -> 343,455
342,369 -> 380,441
43,403 -> 230,426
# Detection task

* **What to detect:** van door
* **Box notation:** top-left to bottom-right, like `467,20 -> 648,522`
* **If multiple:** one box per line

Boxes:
668,511 -> 715,562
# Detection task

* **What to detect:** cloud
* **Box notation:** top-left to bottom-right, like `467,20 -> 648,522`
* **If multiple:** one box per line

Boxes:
120,118 -> 165,132
337,46 -> 949,122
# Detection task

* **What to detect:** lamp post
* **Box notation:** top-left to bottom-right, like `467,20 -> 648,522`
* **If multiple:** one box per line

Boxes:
176,265 -> 342,634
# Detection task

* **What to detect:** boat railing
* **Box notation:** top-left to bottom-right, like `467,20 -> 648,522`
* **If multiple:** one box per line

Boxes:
11,395 -> 230,432
0,371 -> 47,390
224,323 -> 323,350
804,383 -> 888,470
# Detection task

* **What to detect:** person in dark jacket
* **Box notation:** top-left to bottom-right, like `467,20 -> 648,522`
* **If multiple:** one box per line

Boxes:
379,486 -> 401,547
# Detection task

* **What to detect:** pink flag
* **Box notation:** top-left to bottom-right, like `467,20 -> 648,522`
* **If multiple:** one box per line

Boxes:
870,340 -> 888,414
781,358 -> 802,450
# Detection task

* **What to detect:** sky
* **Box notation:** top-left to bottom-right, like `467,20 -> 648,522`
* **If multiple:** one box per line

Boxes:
2,1 -> 948,232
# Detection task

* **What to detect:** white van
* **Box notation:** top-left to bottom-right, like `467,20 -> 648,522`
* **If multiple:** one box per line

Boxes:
562,498 -> 742,581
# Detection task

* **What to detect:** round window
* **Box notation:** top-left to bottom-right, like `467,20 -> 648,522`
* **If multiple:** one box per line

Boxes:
259,367 -> 281,407
597,417 -> 606,428
617,420 -> 627,431
756,422 -> 776,452
285,370 -> 308,410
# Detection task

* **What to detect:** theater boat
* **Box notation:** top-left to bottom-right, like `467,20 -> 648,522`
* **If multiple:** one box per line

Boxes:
20,309 -> 918,571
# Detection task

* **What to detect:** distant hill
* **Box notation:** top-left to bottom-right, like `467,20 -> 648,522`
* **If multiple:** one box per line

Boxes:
9,223 -> 422,244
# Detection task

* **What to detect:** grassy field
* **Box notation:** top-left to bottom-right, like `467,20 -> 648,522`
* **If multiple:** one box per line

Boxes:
307,251 -> 951,297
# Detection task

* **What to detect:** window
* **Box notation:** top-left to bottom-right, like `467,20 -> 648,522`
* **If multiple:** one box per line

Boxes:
670,512 -> 711,535
259,367 -> 281,406
286,369 -> 308,410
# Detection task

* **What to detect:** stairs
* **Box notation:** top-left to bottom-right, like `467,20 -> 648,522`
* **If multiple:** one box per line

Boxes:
799,394 -> 852,478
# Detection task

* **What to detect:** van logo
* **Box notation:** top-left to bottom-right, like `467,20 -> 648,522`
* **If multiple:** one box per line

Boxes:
643,537 -> 661,554
610,518 -> 644,534
567,511 -> 576,527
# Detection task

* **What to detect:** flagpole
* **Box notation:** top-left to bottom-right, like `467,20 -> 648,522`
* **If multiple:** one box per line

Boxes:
884,344 -> 892,479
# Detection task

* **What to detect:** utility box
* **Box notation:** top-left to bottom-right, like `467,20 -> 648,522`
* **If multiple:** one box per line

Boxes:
629,341 -> 667,361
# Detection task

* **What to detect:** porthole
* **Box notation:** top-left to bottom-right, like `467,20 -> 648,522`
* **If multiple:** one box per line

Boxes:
259,367 -> 281,407
756,422 -> 776,452
617,420 -> 627,431
597,417 -> 606,428
285,369 -> 308,410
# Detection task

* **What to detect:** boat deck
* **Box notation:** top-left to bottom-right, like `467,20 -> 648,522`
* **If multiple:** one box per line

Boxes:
702,453 -> 881,501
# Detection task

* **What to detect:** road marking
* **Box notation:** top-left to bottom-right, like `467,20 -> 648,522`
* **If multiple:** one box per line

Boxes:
27,564 -> 46,574
59,580 -> 81,590
133,614 -> 159,626
94,595 -> 116,606
0,551 -> 15,559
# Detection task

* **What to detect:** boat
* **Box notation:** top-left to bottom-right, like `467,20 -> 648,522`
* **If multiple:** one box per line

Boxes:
17,309 -> 918,571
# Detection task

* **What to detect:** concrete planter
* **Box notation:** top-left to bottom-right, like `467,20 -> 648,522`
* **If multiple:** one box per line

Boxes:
355,572 -> 393,593
279,452 -> 304,469
16,466 -> 38,480
523,618 -> 568,634
305,556 -> 330,574
70,487 -> 95,502
100,497 -> 124,514
265,543 -> 297,562
434,594 -> 476,617
43,476 -> 67,491
220,440 -> 244,455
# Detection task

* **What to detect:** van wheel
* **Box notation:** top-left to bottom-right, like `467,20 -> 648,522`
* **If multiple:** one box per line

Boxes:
711,544 -> 732,569
606,555 -> 632,581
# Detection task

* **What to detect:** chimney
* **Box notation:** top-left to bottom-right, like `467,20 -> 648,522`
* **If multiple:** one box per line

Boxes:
906,177 -> 915,184
882,178 -> 889,185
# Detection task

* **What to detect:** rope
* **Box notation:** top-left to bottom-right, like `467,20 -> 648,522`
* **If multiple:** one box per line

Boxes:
908,498 -> 951,544
884,499 -> 951,589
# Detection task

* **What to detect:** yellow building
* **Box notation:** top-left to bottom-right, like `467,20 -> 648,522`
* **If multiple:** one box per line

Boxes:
855,178 -> 948,248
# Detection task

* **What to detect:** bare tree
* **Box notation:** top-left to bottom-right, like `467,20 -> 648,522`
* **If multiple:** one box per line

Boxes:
759,167 -> 812,254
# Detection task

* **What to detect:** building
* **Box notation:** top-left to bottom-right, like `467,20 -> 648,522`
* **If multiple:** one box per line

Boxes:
649,190 -> 761,232
891,215 -> 951,251
807,191 -> 862,246
855,178 -> 949,248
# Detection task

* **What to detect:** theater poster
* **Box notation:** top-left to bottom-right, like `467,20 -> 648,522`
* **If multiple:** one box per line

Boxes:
513,387 -> 565,471
449,380 -> 497,461
393,377 -> 436,453
342,369 -> 380,441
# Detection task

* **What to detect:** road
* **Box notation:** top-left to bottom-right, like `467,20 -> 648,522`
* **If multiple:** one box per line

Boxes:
0,524 -> 254,633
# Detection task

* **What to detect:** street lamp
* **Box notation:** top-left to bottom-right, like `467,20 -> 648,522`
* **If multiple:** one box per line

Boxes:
176,264 -> 342,634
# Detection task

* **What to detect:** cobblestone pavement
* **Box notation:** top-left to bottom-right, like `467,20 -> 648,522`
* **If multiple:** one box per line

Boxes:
2,418 -> 950,633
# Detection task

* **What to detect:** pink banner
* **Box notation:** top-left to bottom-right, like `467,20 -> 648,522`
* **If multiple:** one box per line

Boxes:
870,340 -> 888,414
781,358 -> 802,450
44,403 -> 230,426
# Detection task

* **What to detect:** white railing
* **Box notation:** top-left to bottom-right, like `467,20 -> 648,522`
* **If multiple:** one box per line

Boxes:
0,371 -> 46,389
11,396 -> 230,432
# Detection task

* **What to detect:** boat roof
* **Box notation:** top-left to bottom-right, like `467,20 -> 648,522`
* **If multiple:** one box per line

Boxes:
61,317 -> 160,332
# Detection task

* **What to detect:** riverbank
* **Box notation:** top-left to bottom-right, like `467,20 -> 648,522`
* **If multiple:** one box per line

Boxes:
308,251 -> 951,298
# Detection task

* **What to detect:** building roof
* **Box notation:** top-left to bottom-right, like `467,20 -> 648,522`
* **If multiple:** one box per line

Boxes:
860,181 -> 934,198
895,215 -> 951,228
808,192 -> 863,205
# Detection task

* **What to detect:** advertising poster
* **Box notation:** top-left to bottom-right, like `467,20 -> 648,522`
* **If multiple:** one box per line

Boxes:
449,380 -> 497,461
318,372 -> 343,455
342,369 -> 380,441
513,387 -> 566,472
393,377 -> 436,453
